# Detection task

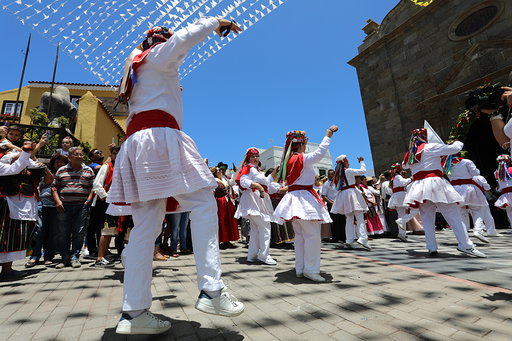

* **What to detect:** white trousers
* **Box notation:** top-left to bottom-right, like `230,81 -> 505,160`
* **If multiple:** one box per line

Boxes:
345,212 -> 367,244
123,188 -> 224,312
293,220 -> 321,274
396,207 -> 418,237
247,215 -> 271,260
477,205 -> 496,234
505,207 -> 512,229
461,206 -> 485,234
418,201 -> 474,252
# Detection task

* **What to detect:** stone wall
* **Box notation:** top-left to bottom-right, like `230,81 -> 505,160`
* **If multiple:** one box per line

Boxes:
349,0 -> 512,172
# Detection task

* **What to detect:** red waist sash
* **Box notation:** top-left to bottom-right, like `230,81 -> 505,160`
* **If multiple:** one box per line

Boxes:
412,170 -> 443,181
341,184 -> 356,191
288,184 -> 325,207
502,187 -> 512,194
450,179 -> 485,193
118,109 -> 180,211
392,187 -> 405,193
126,109 -> 180,138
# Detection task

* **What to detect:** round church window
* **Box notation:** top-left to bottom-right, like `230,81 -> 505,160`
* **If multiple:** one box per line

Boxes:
448,2 -> 502,41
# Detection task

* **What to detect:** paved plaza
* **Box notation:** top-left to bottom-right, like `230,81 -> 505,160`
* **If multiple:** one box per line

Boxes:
1,230 -> 512,341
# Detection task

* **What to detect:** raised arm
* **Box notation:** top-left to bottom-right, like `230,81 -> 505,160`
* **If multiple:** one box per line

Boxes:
425,141 -> 463,157
304,125 -> 338,164
0,142 -> 34,176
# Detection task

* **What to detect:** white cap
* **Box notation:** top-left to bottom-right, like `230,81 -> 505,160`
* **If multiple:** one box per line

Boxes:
336,154 -> 347,162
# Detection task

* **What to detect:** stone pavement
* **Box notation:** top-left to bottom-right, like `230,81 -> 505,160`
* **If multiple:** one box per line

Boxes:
1,230 -> 512,341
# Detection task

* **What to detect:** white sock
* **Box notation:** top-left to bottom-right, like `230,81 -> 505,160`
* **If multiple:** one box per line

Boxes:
126,309 -> 145,318
205,289 -> 221,298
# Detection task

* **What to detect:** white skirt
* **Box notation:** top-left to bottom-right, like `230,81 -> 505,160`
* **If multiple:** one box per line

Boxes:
495,193 -> 512,209
331,188 -> 368,215
452,184 -> 487,207
404,177 -> 463,206
107,127 -> 216,204
388,192 -> 407,209
234,190 -> 276,223
273,190 -> 332,224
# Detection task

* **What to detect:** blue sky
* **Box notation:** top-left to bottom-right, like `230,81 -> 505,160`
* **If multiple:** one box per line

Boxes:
0,1 -> 401,171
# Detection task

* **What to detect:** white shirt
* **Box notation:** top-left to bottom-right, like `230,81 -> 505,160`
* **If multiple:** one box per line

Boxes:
291,136 -> 331,186
321,180 -> 337,201
128,17 -> 219,127
446,159 -> 480,181
344,161 -> 366,186
0,151 -> 31,175
404,142 -> 463,175
392,175 -> 412,189
240,166 -> 273,190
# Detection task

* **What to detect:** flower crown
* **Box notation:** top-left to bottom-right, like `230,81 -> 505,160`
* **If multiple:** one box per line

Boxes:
286,130 -> 307,143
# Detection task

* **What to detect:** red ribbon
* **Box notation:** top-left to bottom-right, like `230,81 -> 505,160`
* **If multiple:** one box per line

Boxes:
412,170 -> 443,181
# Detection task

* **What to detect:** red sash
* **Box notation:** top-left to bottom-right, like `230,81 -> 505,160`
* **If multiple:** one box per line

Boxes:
392,187 -> 405,193
104,162 -> 114,193
116,109 -> 180,212
450,179 -> 485,193
126,110 -> 180,138
288,184 -> 325,207
412,170 -> 443,181
502,187 -> 512,194
341,184 -> 356,191
286,153 -> 304,185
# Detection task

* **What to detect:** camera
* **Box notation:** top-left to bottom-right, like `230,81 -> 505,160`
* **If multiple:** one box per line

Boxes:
465,83 -> 511,112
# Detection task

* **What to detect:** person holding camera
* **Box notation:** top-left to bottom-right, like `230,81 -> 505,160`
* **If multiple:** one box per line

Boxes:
402,128 -> 486,258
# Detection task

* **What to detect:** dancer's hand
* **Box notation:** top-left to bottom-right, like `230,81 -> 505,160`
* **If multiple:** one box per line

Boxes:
326,125 -> 338,138
357,157 -> 364,162
22,141 -> 36,152
216,19 -> 242,37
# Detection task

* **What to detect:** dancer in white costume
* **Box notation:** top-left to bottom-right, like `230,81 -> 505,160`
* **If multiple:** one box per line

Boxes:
274,127 -> 337,282
331,155 -> 371,250
235,148 -> 278,265
402,128 -> 486,258
108,18 -> 244,335
442,154 -> 490,244
493,154 -> 512,228
473,175 -> 498,236
388,163 -> 416,242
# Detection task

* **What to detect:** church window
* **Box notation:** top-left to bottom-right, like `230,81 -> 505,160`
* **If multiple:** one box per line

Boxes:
454,6 -> 498,37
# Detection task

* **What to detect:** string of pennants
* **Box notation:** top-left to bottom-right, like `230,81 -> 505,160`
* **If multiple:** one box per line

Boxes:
0,0 -> 288,85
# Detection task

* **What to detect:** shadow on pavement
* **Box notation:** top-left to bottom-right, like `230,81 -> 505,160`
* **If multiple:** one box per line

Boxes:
101,315 -> 245,340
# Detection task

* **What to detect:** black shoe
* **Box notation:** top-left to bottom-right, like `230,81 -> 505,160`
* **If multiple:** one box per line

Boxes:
427,250 -> 439,257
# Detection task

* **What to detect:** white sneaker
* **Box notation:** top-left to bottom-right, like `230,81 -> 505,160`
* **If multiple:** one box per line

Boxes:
304,273 -> 326,282
258,256 -> 277,265
356,239 -> 372,251
472,232 -> 490,244
395,218 -> 406,231
486,232 -> 501,237
397,234 -> 408,242
457,247 -> 487,258
116,311 -> 171,335
195,288 -> 245,317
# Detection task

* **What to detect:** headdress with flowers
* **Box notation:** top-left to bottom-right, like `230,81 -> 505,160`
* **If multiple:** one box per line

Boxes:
142,26 -> 173,51
403,128 -> 428,165
495,154 -> 512,181
332,155 -> 349,190
277,130 -> 307,182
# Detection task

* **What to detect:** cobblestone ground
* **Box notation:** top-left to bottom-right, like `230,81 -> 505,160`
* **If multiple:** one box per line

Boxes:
1,230 -> 511,341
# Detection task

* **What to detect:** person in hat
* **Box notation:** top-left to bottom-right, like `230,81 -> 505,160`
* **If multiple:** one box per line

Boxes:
331,155 -> 371,250
442,153 -> 491,244
235,148 -> 278,265
388,163 -> 415,242
401,128 -> 486,258
274,126 -> 338,282
108,17 -> 244,335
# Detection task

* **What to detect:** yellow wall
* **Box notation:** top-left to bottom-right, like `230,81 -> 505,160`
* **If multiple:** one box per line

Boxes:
0,85 -> 125,149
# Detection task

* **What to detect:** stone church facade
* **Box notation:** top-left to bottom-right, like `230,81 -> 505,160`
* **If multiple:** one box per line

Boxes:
349,0 -> 512,172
